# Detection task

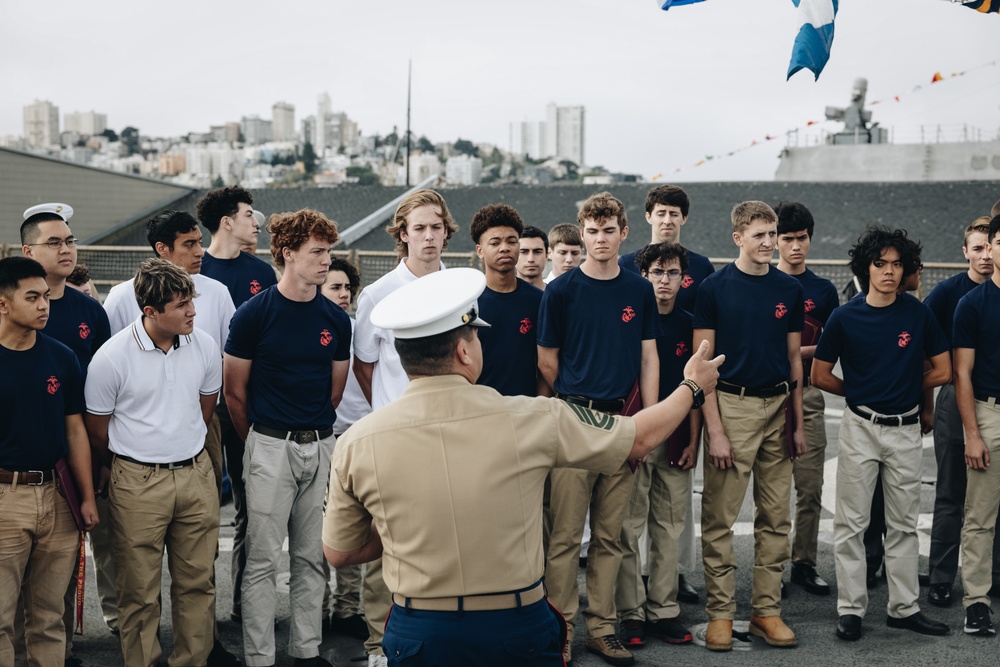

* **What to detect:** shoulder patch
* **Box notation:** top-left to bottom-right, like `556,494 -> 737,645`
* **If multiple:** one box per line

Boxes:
566,402 -> 615,431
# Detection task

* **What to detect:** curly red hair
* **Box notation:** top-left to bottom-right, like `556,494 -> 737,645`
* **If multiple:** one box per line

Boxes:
267,209 -> 339,267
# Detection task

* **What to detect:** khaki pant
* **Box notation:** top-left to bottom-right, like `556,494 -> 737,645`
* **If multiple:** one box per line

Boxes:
702,391 -> 791,620
834,409 -> 921,619
110,452 -> 220,667
0,480 -> 79,667
323,560 -> 363,618
791,385 -> 828,566
363,559 -> 391,657
961,399 -> 1000,607
544,461 -> 637,640
617,446 -> 690,622
205,411 -> 223,495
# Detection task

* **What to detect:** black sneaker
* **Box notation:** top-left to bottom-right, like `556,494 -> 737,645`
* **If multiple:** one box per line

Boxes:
207,640 -> 241,667
644,617 -> 693,644
324,613 -> 369,640
965,602 -> 995,636
620,619 -> 645,648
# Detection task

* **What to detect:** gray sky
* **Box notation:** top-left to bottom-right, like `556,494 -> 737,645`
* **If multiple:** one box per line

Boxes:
2,0 -> 997,181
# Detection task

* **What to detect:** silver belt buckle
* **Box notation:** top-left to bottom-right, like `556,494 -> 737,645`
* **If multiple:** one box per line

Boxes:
166,460 -> 186,470
27,470 -> 45,485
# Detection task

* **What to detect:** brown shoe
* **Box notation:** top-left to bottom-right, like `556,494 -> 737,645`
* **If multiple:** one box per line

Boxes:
563,639 -> 572,664
585,634 -> 635,666
749,615 -> 798,647
705,619 -> 733,651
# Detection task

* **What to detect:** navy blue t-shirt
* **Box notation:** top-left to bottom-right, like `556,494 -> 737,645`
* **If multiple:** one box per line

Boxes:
537,267 -> 659,400
815,293 -> 948,414
694,263 -> 804,387
953,279 -> 1000,397
476,279 -> 544,397
225,286 -> 352,430
656,308 -> 694,400
790,268 -> 839,377
47,287 -> 110,373
202,251 -> 278,309
0,334 -> 84,470
924,271 -> 978,345
620,247 -> 714,313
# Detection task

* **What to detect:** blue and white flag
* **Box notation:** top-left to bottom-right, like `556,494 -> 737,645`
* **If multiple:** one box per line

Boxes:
659,0 -> 707,10
787,0 -> 838,80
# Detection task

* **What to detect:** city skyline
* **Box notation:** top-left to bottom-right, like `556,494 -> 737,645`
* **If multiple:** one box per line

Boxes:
1,1 -> 996,181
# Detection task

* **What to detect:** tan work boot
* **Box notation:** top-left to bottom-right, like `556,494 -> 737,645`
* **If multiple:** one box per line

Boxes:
749,615 -> 798,647
563,639 -> 572,664
585,634 -> 635,666
705,619 -> 733,651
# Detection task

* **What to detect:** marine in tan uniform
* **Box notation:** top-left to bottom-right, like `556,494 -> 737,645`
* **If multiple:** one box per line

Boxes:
322,268 -> 723,667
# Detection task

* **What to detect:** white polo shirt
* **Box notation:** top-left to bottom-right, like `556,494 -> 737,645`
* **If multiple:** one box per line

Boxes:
104,272 -> 235,352
353,258 -> 445,409
85,316 -> 222,461
334,318 -> 371,436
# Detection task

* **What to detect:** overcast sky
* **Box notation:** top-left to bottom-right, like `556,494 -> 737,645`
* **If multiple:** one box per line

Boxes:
2,0 -> 997,181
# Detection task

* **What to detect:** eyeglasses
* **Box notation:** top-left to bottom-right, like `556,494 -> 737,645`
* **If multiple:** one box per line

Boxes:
26,238 -> 77,250
648,269 -> 683,280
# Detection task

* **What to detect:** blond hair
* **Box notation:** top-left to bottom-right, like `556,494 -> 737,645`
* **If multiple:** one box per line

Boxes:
731,200 -> 777,233
385,189 -> 458,258
133,258 -> 197,312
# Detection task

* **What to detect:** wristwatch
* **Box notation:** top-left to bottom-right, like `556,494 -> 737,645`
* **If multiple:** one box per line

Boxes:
679,379 -> 705,409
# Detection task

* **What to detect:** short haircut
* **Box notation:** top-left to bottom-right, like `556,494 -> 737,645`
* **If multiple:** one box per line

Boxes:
848,226 -> 921,293
328,256 -> 361,302
469,203 -> 524,244
520,225 -> 549,251
645,185 -> 690,217
195,185 -> 253,233
394,326 -> 474,376
548,223 -> 582,247
385,189 -> 458,258
67,263 -> 91,287
774,201 -> 815,237
0,256 -> 47,299
146,210 -> 200,253
133,258 -> 197,313
20,213 -> 65,245
267,209 -> 339,268
991,198 -> 1000,219
578,191 -> 627,231
964,216 -> 992,246
636,242 -> 689,274
990,214 -> 1000,243
731,201 -> 777,234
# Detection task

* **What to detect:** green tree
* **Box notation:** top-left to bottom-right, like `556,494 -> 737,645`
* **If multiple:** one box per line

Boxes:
211,175 -> 225,188
346,164 -> 379,186
100,128 -> 118,142
416,135 -> 435,153
300,142 -> 318,174
453,138 -> 478,157
121,126 -> 140,156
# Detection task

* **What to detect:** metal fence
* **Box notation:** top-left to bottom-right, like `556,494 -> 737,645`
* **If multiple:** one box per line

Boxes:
0,244 -> 966,305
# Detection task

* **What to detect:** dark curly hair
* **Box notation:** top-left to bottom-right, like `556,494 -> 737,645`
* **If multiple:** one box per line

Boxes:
849,226 -> 921,293
469,203 -> 524,244
196,185 -> 253,233
636,242 -> 689,275
267,209 -> 339,268
146,210 -> 199,253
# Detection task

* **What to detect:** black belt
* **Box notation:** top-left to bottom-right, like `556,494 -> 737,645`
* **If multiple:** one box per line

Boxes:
975,394 -> 1000,405
253,424 -> 334,444
0,468 -> 56,485
848,405 -> 919,427
717,380 -> 797,398
559,395 -> 625,413
115,448 -> 204,470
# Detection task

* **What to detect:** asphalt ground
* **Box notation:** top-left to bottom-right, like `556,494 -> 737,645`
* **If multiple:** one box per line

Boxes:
65,388 -> 1000,667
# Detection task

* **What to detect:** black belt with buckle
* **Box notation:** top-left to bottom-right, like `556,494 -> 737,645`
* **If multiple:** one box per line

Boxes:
975,394 -> 1000,405
559,395 -> 625,413
253,424 -> 334,444
717,380 -> 797,398
0,468 -> 56,485
848,405 -> 919,427
115,448 -> 204,470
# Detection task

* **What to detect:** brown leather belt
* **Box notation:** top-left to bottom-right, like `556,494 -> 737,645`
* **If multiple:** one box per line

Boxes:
392,582 -> 544,612
0,468 -> 56,485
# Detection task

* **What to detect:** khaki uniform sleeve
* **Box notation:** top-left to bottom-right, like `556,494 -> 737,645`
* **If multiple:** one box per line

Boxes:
550,399 -> 635,474
323,440 -> 374,553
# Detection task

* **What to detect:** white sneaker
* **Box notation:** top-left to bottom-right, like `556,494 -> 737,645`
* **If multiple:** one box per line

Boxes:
367,654 -> 388,667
